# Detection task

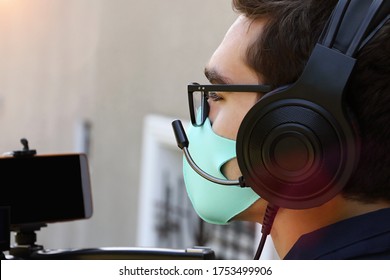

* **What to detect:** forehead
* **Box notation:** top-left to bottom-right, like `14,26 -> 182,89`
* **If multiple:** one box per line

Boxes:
205,16 -> 267,84
226,15 -> 265,43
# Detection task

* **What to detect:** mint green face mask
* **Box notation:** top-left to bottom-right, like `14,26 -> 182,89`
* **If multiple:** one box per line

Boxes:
183,118 -> 260,225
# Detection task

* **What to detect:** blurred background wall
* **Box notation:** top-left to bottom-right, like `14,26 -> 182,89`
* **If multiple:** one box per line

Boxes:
0,0 -> 238,249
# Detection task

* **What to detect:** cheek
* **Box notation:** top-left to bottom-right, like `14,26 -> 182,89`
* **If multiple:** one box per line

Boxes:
210,94 -> 258,140
208,104 -> 218,125
210,105 -> 247,140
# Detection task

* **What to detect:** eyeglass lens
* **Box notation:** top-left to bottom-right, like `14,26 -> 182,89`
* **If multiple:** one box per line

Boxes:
192,90 -> 208,126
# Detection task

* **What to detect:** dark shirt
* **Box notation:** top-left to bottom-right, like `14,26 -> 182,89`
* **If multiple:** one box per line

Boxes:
284,208 -> 390,259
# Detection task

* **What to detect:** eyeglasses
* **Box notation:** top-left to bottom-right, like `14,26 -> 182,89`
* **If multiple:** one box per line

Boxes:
188,82 -> 272,126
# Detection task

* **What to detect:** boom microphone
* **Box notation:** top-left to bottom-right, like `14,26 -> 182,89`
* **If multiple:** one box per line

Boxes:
171,120 -> 245,187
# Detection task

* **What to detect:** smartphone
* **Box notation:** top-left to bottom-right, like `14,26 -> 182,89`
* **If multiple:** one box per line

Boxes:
0,154 -> 93,226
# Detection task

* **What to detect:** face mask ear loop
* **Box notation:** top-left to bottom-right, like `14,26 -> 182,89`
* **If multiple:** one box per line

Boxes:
253,203 -> 279,260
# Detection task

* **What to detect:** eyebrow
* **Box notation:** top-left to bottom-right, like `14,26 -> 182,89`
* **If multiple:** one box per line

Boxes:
204,67 -> 233,85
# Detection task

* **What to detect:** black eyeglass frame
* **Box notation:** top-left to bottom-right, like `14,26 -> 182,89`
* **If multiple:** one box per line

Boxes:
188,82 -> 272,126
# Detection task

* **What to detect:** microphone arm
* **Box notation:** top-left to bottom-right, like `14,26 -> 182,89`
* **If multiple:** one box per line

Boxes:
171,120 -> 245,187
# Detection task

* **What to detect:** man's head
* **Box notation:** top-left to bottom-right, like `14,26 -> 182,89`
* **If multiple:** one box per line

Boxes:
182,0 -> 390,226
186,0 -> 338,222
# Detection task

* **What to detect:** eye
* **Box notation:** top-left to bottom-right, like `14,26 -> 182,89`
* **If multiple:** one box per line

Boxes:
206,91 -> 223,102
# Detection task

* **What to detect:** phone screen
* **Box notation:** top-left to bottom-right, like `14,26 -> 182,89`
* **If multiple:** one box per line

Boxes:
0,154 -> 93,225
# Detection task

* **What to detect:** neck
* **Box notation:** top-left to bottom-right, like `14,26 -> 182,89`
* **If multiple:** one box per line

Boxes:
271,195 -> 390,259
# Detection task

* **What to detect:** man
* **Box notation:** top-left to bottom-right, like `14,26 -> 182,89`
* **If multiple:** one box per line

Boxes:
179,0 -> 390,259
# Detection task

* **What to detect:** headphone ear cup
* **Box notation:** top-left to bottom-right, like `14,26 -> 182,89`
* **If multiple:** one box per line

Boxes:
236,89 -> 359,209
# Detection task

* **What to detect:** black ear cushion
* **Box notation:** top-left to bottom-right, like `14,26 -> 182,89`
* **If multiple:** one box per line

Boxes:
237,98 -> 357,209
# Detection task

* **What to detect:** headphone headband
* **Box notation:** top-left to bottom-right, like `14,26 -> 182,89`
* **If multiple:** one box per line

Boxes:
323,0 -> 389,56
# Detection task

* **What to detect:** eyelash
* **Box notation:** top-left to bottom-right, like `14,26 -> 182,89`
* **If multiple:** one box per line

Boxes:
206,92 -> 223,102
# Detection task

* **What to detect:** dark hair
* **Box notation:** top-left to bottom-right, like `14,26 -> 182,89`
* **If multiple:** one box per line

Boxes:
343,22 -> 390,202
232,0 -> 390,203
232,0 -> 338,88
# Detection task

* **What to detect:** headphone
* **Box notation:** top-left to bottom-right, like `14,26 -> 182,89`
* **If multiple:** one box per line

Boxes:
236,0 -> 390,209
